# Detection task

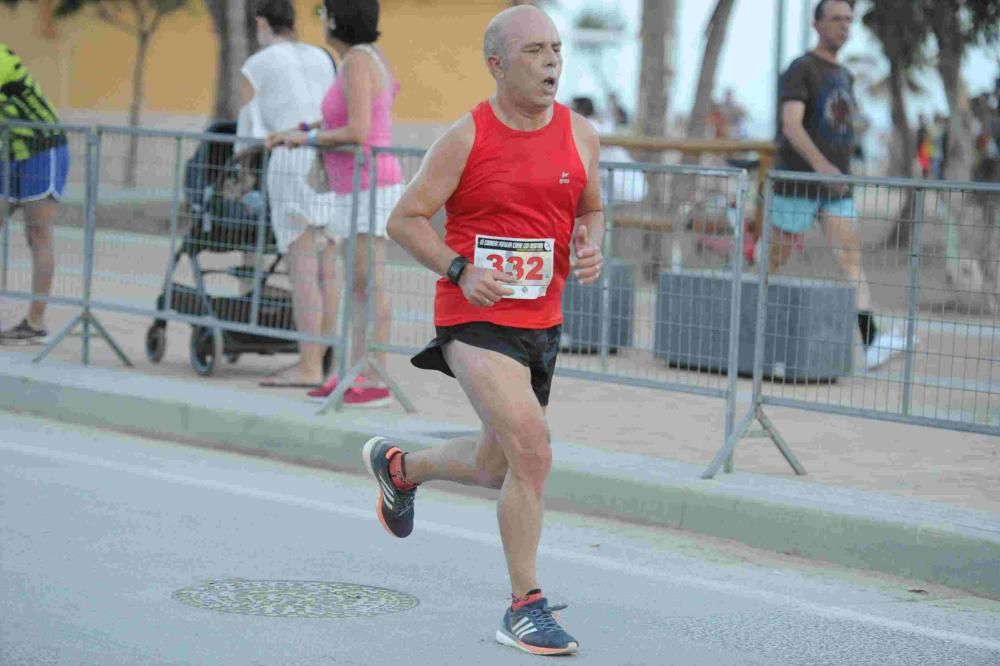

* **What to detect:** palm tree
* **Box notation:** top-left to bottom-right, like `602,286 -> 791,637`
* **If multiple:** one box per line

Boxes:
685,0 -> 737,146
636,0 -> 676,146
635,0 -> 677,281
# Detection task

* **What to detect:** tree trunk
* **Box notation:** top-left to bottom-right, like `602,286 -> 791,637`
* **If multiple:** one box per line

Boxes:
935,53 -> 975,183
226,0 -> 250,113
205,0 -> 231,121
886,60 -> 913,180
672,0 -> 736,225
684,0 -> 736,148
931,14 -> 994,312
205,0 -> 252,122
635,0 -> 677,281
880,56 -> 916,248
636,0 -> 676,145
124,30 -> 151,187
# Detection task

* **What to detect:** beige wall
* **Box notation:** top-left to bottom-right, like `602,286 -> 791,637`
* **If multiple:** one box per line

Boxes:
2,0 -> 505,138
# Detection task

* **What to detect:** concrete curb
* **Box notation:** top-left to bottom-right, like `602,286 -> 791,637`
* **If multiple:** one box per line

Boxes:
2,357 -> 998,600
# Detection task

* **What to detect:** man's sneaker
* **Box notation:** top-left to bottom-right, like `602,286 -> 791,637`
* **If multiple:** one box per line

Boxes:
0,319 -> 47,346
496,597 -> 579,656
865,329 -> 914,370
362,436 -> 416,538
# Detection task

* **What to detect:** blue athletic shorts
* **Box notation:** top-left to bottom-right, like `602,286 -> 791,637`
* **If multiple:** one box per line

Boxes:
770,194 -> 856,234
1,143 -> 70,203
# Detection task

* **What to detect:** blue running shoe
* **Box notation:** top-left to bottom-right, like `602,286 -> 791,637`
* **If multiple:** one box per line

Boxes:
496,597 -> 578,655
362,436 -> 416,538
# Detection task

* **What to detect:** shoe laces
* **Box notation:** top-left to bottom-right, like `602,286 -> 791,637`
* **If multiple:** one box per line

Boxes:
525,602 -> 568,632
394,485 -> 416,515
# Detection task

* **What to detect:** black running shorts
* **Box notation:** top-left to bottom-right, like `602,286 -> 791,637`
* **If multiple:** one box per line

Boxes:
411,321 -> 562,407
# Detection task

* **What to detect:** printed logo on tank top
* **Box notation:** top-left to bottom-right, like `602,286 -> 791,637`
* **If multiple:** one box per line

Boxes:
559,171 -> 570,184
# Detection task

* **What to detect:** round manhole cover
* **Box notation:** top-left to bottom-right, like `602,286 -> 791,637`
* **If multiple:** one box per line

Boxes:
173,580 -> 419,618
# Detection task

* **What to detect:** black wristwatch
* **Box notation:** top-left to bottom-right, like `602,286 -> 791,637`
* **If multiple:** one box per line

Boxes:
446,255 -> 470,285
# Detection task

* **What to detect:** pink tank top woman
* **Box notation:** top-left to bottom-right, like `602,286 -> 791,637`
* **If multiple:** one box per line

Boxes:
320,44 -> 402,194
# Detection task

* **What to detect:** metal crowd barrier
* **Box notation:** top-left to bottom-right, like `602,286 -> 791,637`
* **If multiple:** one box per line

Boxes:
1,121 -> 369,406
3,120 -> 997,471
705,170 -> 1000,477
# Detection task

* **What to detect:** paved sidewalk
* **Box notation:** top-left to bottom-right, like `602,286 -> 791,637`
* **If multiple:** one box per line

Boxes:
3,295 -> 997,513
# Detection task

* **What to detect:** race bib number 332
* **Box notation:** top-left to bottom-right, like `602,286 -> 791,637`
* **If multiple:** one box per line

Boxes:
473,234 -> 555,300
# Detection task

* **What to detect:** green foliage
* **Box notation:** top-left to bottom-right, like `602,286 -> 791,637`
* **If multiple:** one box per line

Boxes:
863,0 -> 1000,59
861,0 -> 930,69
54,0 -> 187,17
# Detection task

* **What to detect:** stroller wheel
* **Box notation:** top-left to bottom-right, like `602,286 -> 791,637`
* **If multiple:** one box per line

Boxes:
145,324 -> 167,363
190,326 -> 221,376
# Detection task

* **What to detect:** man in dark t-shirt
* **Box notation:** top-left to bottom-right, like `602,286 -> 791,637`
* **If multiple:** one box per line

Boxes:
771,0 -> 908,370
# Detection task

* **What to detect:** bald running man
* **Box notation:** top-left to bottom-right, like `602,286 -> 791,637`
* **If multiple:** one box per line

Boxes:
363,5 -> 604,656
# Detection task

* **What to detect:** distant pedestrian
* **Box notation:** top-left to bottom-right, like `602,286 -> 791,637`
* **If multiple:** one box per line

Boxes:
0,43 -> 67,346
772,0 -> 910,370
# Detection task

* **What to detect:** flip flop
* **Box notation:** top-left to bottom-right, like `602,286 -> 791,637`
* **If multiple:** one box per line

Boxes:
259,380 -> 321,388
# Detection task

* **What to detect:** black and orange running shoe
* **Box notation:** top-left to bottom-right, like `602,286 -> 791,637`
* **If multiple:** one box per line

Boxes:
362,436 -> 416,538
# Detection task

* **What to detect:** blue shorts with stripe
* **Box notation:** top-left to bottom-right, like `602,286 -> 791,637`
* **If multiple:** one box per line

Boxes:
1,143 -> 70,204
770,194 -> 856,234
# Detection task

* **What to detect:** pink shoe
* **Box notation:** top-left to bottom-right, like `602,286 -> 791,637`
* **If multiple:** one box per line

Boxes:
307,375 -> 340,399
342,385 -> 392,408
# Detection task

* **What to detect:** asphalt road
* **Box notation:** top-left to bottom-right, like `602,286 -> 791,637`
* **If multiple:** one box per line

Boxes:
2,414 -> 999,665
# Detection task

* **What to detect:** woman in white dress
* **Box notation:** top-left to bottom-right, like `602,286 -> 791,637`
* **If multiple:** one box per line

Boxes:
239,0 -> 338,387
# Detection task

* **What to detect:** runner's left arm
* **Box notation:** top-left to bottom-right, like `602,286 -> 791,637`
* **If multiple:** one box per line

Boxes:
570,114 -> 605,285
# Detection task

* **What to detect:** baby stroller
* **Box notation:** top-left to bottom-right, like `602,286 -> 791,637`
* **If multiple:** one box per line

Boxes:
144,121 -> 332,377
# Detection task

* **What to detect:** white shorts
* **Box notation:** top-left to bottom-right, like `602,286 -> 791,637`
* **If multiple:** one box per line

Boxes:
265,146 -> 339,253
318,183 -> 403,239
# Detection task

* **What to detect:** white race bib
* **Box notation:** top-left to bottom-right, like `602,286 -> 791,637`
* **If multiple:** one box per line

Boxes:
473,235 -> 555,300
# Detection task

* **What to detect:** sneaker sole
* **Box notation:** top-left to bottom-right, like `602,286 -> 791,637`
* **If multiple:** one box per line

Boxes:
362,436 -> 399,538
344,396 -> 393,408
495,629 -> 578,655
0,337 -> 47,346
310,395 -> 393,407
865,346 -> 907,371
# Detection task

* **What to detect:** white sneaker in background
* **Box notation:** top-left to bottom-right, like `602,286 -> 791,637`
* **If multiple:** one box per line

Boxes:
865,329 -> 914,370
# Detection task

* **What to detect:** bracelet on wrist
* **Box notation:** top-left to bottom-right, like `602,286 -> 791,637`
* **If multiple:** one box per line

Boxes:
307,128 -> 319,147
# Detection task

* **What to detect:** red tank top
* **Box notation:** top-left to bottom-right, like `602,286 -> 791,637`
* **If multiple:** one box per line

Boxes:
435,100 -> 587,328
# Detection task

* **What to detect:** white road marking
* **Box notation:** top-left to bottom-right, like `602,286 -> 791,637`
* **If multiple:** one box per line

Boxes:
2,438 -> 998,654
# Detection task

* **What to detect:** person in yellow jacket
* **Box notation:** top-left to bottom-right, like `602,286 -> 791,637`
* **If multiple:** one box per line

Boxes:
0,43 -> 68,344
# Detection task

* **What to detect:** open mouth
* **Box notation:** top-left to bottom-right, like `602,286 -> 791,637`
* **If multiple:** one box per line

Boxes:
542,77 -> 557,92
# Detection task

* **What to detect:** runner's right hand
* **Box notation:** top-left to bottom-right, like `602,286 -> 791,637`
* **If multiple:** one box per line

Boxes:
459,265 -> 515,308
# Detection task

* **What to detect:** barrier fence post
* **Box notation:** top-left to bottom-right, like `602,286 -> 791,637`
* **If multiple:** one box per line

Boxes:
598,167 -> 616,372
702,175 -> 804,478
317,147 -> 415,414
162,135 -> 184,321
317,147 -> 364,414
1,125 -> 10,293
722,171 -> 749,473
34,127 -> 132,367
901,187 -> 925,417
248,143 -> 269,332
